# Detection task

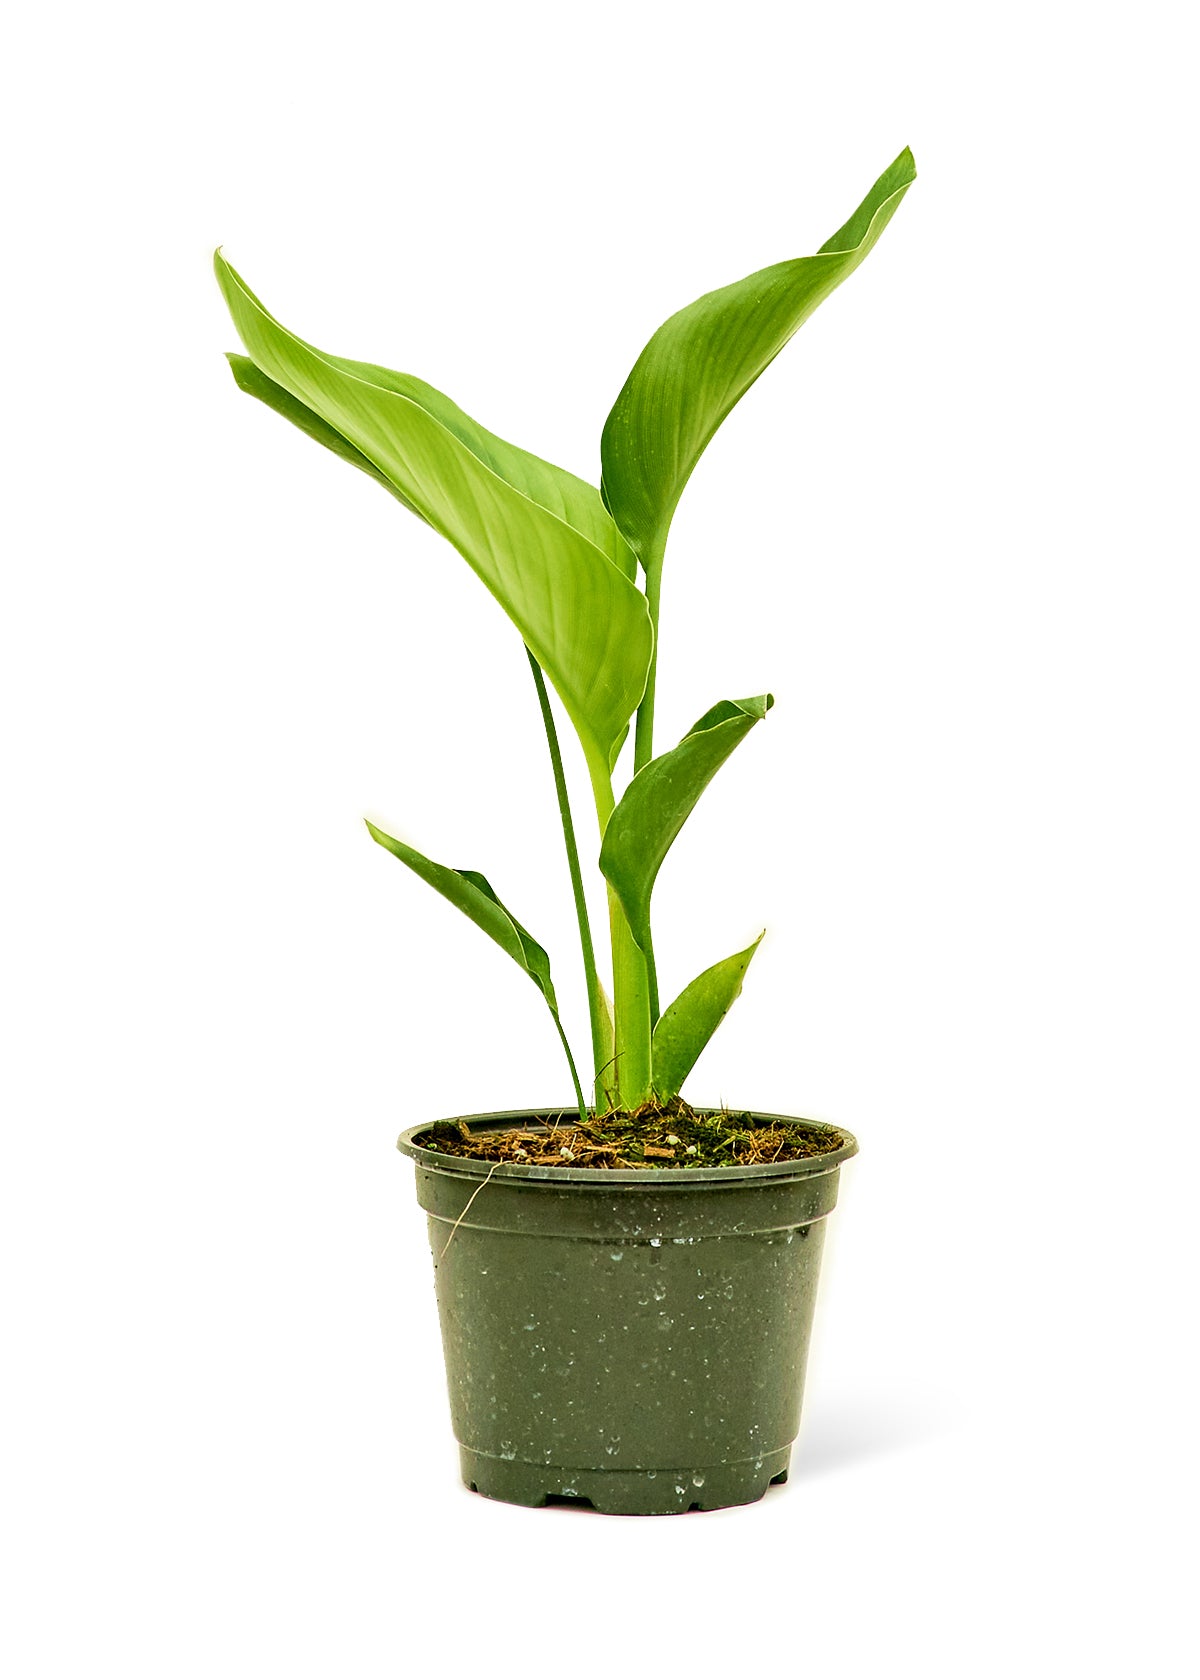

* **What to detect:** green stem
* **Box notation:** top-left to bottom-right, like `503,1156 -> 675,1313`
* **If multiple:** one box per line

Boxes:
633,549 -> 664,774
645,944 -> 660,1028
527,647 -> 606,1111
550,1008 -> 587,1125
631,549 -> 663,1027
587,750 -> 652,1110
608,889 -> 652,1106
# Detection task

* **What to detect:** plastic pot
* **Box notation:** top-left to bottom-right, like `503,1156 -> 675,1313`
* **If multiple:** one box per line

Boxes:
398,1109 -> 857,1515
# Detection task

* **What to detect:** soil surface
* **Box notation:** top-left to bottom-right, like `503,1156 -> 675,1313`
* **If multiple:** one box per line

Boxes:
414,1101 -> 845,1170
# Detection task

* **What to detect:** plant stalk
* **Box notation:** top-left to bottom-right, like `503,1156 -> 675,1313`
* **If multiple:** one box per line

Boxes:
632,548 -> 665,774
527,647 -> 607,1111
631,547 -> 663,1030
550,1008 -> 587,1125
608,889 -> 653,1106
644,942 -> 660,1028
587,751 -> 653,1110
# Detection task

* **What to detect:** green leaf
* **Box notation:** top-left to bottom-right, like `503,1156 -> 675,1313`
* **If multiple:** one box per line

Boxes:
216,255 -> 649,773
227,354 -> 427,518
335,352 -> 638,582
651,934 -> 764,1100
600,147 -> 915,565
365,820 -> 556,1009
599,695 -> 773,953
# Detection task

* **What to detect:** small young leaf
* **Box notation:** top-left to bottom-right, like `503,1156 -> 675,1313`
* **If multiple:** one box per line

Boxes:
365,820 -> 556,1009
651,935 -> 765,1101
600,148 -> 915,566
599,695 -> 773,953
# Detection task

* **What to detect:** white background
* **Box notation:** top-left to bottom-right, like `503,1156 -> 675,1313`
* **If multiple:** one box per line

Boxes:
4,1 -> 1197,1674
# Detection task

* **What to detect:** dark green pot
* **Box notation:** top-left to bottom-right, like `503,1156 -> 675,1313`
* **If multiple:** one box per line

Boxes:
398,1110 -> 857,1515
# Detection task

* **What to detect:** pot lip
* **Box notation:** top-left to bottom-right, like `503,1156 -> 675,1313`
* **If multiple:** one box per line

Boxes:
396,1107 -> 858,1186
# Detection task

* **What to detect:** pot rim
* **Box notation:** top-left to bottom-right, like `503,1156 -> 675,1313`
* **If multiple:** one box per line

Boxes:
397,1107 -> 858,1186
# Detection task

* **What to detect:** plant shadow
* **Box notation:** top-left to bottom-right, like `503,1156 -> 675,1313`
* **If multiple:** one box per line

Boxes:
790,1396 -> 948,1483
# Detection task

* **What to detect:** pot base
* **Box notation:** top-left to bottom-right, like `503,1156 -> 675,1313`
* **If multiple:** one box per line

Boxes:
459,1445 -> 792,1515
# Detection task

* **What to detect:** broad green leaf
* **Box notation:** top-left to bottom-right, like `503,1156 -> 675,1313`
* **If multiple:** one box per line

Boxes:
651,934 -> 764,1099
224,272 -> 636,578
227,354 -> 427,518
216,255 -> 650,771
600,147 -> 915,565
335,353 -> 637,582
365,820 -> 556,1009
599,695 -> 773,953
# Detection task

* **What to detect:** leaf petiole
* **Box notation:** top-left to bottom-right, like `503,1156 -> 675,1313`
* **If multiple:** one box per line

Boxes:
526,647 -> 607,1112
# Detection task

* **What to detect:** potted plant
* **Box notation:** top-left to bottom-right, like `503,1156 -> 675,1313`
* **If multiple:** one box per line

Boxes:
216,147 -> 915,1513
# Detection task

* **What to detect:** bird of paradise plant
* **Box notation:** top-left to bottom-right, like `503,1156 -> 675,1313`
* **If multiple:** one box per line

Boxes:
216,148 -> 914,1125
